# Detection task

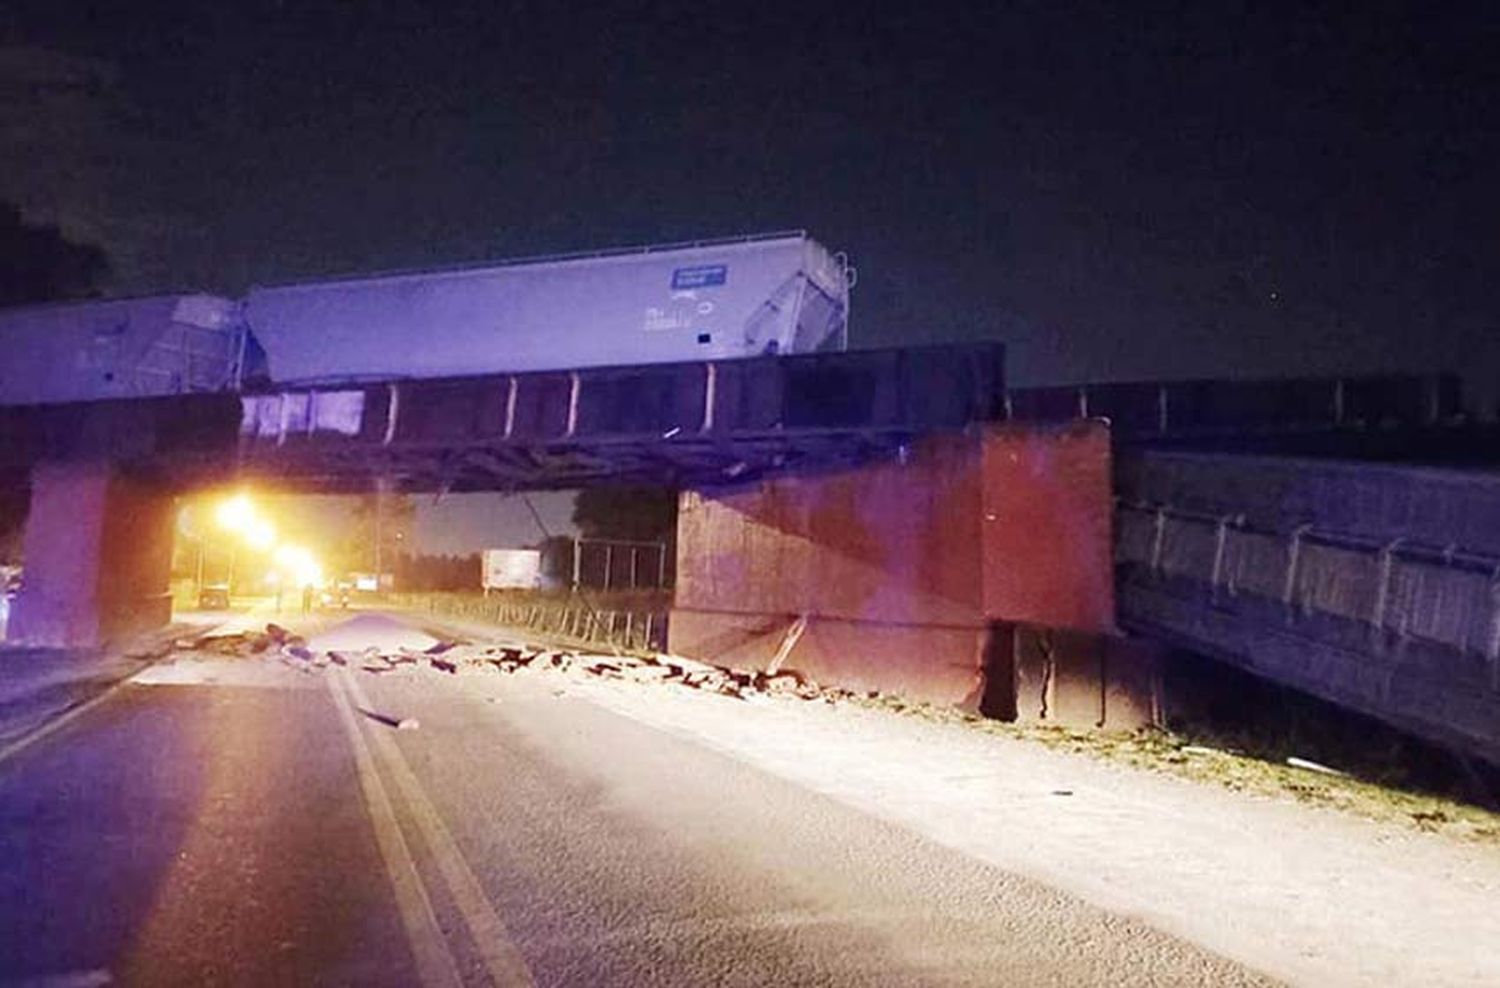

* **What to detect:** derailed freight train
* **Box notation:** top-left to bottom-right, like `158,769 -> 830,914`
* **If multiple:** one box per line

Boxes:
0,293 -> 249,407
0,231 -> 855,405
244,231 -> 854,385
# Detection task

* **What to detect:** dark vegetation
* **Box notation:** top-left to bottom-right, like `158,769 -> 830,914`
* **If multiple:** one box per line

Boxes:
1160,649 -> 1500,811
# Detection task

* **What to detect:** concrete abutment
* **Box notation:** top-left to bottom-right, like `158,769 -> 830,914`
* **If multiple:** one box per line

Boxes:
7,461 -> 175,649
669,422 -> 1164,730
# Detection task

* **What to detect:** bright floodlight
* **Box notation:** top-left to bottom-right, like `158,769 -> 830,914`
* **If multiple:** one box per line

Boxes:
215,494 -> 255,532
274,544 -> 323,588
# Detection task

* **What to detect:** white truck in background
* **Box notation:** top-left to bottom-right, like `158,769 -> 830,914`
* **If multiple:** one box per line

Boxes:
481,549 -> 542,591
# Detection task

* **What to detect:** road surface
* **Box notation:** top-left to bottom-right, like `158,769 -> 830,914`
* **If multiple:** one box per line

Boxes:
0,610 -> 1268,987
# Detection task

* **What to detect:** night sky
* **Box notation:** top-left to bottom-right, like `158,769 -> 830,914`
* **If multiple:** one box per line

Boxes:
3,2 -> 1497,549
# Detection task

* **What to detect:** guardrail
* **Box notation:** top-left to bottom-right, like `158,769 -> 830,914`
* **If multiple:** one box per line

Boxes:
1111,448 -> 1500,763
1006,373 -> 1462,441
1116,501 -> 1500,686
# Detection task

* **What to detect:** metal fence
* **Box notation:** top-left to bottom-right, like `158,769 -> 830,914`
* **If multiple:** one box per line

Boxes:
570,539 -> 672,591
402,591 -> 669,653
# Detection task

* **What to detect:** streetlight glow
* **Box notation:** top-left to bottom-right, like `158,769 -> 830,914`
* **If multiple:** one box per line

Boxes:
245,518 -> 276,551
196,492 -> 327,593
273,544 -> 324,588
216,494 -> 255,533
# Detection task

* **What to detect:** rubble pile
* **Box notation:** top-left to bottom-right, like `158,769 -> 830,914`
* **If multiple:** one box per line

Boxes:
473,645 -> 857,704
175,621 -> 863,705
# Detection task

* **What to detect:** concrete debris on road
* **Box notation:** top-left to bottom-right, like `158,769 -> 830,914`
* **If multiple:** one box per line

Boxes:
166,619 -> 864,707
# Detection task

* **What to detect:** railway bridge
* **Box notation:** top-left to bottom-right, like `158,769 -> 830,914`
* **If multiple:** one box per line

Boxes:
3,346 -> 1497,763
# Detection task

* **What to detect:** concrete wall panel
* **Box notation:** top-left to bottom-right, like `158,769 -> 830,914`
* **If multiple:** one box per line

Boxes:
671,422 -> 1124,713
981,422 -> 1115,632
8,463 -> 173,648
675,431 -> 986,627
667,608 -> 992,707
7,462 -> 111,646
1009,624 -> 1161,731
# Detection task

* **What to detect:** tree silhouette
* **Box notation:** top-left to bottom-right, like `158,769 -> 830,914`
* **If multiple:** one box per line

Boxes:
338,492 -> 417,576
571,485 -> 676,542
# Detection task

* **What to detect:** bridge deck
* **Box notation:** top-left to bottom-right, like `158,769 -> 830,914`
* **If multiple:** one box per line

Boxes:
0,344 -> 1005,492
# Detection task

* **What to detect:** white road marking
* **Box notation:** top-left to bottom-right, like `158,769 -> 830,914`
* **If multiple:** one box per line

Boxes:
0,665 -> 152,768
326,673 -> 463,988
340,669 -> 534,987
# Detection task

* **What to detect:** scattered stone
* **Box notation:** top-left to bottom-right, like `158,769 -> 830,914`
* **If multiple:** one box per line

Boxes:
583,660 -> 622,676
757,671 -> 804,694
171,614 -> 854,711
622,664 -> 674,682
396,718 -> 420,731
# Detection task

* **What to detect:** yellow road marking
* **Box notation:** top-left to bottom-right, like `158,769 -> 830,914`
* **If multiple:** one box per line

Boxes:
340,668 -> 534,986
326,673 -> 463,987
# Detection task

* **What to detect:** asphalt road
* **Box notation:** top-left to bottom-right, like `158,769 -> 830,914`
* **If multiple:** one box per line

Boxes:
0,612 -> 1267,987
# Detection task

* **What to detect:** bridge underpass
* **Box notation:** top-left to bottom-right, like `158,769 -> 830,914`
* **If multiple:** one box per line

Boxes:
7,350 -> 1500,763
3,342 -> 1157,731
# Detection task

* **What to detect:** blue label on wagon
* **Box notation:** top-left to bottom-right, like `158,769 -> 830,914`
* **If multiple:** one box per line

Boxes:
671,264 -> 727,289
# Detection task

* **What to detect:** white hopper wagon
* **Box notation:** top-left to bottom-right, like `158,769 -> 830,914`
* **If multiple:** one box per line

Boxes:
244,231 -> 853,386
0,294 -> 247,406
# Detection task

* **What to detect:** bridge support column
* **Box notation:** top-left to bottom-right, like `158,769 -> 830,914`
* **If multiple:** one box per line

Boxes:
7,462 -> 174,649
670,421 -> 1158,726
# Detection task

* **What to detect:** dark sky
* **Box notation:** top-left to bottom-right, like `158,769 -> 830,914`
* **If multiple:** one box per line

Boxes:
5,1 -> 1496,391
5,1 -> 1494,557
2,2 -> 1497,552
